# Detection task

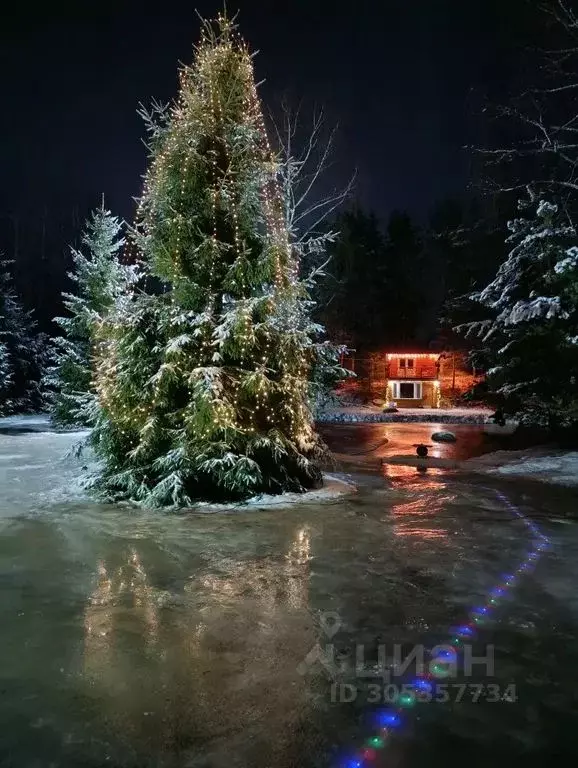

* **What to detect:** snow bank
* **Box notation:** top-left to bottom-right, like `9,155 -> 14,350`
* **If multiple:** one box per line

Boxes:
193,473 -> 357,512
464,449 -> 578,487
489,454 -> 578,486
0,424 -> 91,515
0,413 -> 53,432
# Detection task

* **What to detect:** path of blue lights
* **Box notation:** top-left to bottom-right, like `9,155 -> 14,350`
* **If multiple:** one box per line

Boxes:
337,488 -> 551,768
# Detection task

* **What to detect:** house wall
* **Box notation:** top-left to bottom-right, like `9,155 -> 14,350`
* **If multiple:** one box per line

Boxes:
387,356 -> 438,379
386,380 -> 439,408
337,351 -> 483,405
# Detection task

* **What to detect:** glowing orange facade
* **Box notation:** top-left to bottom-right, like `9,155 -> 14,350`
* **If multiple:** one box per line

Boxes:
385,353 -> 441,408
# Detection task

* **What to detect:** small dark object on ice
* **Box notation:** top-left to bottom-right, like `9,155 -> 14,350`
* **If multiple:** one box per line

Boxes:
491,409 -> 506,427
382,406 -> 399,413
416,444 -> 429,458
432,431 -> 457,443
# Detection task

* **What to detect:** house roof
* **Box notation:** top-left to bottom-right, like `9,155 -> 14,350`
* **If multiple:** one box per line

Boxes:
385,352 -> 439,359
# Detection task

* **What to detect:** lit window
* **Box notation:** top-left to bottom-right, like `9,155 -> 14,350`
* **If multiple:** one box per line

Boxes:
391,381 -> 423,399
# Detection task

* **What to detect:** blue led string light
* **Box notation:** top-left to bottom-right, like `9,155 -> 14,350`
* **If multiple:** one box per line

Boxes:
336,488 -> 550,768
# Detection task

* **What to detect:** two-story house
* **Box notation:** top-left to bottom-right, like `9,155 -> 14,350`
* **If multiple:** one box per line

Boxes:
385,352 -> 441,408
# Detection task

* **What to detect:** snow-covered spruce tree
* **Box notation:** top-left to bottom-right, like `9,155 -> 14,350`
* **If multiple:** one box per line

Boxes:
0,261 -> 47,415
88,16 -> 324,506
464,190 -> 578,428
45,206 -> 136,427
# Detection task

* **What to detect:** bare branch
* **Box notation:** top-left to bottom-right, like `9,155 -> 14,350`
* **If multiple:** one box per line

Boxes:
526,81 -> 578,93
471,0 -> 578,224
270,100 -> 355,243
295,175 -> 357,228
298,173 -> 357,237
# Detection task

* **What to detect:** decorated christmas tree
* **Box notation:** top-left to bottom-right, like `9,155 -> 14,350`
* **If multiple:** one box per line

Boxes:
45,205 -> 136,427
88,16 -> 323,506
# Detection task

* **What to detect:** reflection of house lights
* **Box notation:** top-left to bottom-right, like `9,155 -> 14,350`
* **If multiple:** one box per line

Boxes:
336,488 -> 551,768
392,495 -> 448,540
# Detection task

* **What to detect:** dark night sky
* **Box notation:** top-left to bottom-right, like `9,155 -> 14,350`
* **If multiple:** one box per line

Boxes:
0,0 -> 530,319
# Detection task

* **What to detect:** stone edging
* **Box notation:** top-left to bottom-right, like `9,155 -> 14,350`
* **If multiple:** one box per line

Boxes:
317,412 -> 488,425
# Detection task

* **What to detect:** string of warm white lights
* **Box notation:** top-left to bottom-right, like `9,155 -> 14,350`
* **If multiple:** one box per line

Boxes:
335,487 -> 551,768
94,14 -> 317,456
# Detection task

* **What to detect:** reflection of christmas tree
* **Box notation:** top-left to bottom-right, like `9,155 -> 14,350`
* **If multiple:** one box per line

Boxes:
195,524 -> 312,612
83,549 -> 159,686
81,526 -> 315,760
287,525 -> 312,565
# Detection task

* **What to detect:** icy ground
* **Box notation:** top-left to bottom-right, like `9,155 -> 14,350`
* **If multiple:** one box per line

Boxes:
1,412 -> 576,505
1,417 -> 578,767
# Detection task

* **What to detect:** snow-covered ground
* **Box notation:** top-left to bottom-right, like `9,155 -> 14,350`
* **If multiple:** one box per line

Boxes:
318,406 -> 492,424
0,413 -> 54,432
464,448 -> 578,487
0,416 -> 90,514
3,412 -> 575,500
196,473 -> 356,512
0,415 -> 354,514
